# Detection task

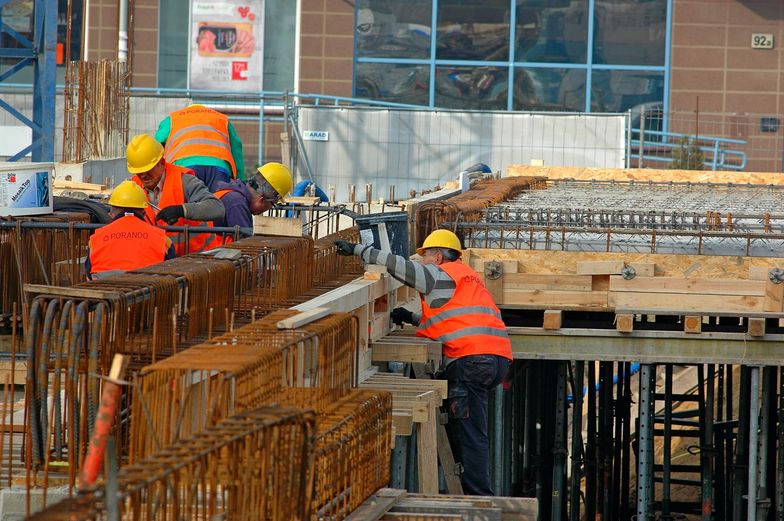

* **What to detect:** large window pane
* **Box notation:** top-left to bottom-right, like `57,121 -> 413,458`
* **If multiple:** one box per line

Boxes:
436,0 -> 509,61
516,1 -> 588,64
435,66 -> 507,110
590,70 -> 664,113
158,0 -> 189,89
593,0 -> 666,66
356,0 -> 432,59
514,68 -> 585,111
355,62 -> 430,105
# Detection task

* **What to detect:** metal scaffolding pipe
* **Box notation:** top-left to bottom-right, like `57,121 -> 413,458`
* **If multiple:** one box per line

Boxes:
748,366 -> 761,521
637,364 -> 655,521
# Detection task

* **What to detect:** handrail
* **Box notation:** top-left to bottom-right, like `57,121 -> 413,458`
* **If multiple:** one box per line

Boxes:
630,128 -> 747,171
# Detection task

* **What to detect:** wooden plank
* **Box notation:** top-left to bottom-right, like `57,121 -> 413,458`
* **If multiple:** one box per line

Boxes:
371,342 -> 442,362
609,276 -> 766,296
383,513 -> 462,520
630,262 -> 656,277
484,262 -> 504,302
276,307 -> 331,329
0,360 -> 27,386
282,195 -> 320,205
416,391 -> 439,494
501,289 -> 608,309
436,423 -> 463,494
542,310 -> 562,330
392,412 -> 413,437
684,316 -> 702,334
501,273 -> 592,291
364,375 -> 448,400
465,248 -> 782,280
576,260 -> 625,275
748,318 -> 766,337
616,314 -> 634,333
764,281 -> 784,312
608,292 -> 765,313
506,164 -> 784,186
24,284 -> 121,300
253,215 -> 303,237
346,489 -> 407,521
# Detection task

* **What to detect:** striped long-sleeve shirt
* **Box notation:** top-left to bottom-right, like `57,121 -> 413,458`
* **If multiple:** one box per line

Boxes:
354,244 -> 456,325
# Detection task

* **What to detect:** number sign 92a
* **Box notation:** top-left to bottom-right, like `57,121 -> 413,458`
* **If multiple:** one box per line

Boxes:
752,33 -> 774,49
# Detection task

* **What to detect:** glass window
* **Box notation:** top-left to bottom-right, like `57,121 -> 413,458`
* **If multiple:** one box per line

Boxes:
158,0 -> 295,90
435,66 -> 508,110
593,0 -> 666,66
355,62 -> 430,105
436,0 -> 509,61
513,68 -> 585,111
158,0 -> 189,89
356,0 -> 432,59
590,70 -> 664,113
516,1 -> 588,64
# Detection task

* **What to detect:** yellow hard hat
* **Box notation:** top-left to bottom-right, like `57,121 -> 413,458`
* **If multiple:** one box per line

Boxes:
417,229 -> 462,257
108,180 -> 148,209
257,162 -> 293,198
127,134 -> 164,174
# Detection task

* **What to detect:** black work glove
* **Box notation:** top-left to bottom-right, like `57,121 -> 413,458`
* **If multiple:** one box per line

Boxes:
334,239 -> 357,256
391,307 -> 414,326
156,205 -> 185,225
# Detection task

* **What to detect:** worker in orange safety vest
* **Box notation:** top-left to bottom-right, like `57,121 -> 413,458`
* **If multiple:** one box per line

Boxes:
86,181 -> 175,280
127,134 -> 225,256
155,104 -> 245,191
334,229 -> 512,496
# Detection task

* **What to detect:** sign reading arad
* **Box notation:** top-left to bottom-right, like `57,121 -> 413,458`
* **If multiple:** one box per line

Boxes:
303,131 -> 329,142
189,0 -> 265,91
751,33 -> 774,49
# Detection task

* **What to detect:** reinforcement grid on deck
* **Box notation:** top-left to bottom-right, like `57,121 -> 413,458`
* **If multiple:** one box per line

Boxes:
457,180 -> 784,256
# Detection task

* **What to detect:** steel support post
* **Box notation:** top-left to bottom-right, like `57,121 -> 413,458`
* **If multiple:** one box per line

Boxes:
662,364 -> 673,520
493,383 -> 504,495
621,361 -> 632,521
701,364 -> 715,521
31,0 -> 57,162
586,362 -> 597,520
748,366 -> 761,521
612,362 -> 624,519
570,361 -> 584,521
777,367 -> 784,521
551,362 -> 567,521
756,367 -> 774,520
637,364 -> 655,521
734,367 -> 751,521
390,435 -> 407,489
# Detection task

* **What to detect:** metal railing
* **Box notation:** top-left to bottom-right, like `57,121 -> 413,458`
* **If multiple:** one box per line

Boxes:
630,128 -> 747,171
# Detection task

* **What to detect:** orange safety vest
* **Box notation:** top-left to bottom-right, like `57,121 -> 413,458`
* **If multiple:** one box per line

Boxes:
417,261 -> 512,360
212,188 -> 234,245
132,163 -> 219,255
165,106 -> 236,178
89,215 -> 168,278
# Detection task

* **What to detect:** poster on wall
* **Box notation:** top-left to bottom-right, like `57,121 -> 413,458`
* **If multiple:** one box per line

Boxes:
189,1 -> 264,91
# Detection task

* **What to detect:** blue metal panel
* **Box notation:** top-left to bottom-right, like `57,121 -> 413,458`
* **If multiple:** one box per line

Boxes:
585,0 -> 595,112
0,0 -> 57,162
428,0 -> 438,107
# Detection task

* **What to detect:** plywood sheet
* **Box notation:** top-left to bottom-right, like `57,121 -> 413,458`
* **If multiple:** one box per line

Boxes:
506,165 -> 784,185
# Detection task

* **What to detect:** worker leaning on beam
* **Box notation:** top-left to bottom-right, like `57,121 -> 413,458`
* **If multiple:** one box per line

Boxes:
154,104 -> 246,191
334,230 -> 512,496
213,162 -> 294,234
127,134 -> 225,256
86,181 -> 176,280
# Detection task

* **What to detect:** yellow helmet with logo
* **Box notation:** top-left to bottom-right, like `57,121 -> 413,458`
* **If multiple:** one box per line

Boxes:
416,229 -> 462,257
108,180 -> 148,209
257,162 -> 293,198
127,134 -> 164,174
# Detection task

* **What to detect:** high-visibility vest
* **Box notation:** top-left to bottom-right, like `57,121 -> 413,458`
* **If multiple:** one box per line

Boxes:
165,106 -> 236,178
417,261 -> 512,360
132,163 -> 218,255
212,188 -> 234,245
89,215 -> 168,278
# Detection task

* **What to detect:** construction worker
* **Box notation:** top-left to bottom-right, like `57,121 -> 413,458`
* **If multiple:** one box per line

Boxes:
155,104 -> 245,191
213,162 -> 293,231
334,229 -> 512,496
127,134 -> 225,255
86,181 -> 175,280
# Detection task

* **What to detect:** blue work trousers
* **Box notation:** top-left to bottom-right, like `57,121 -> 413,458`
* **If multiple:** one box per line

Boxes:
446,354 -> 510,496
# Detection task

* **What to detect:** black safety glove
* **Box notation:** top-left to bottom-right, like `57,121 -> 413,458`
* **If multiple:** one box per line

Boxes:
334,239 -> 357,256
156,205 -> 185,225
390,307 -> 414,326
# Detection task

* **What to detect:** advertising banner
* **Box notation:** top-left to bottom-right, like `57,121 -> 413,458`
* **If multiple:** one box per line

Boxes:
0,162 -> 53,217
189,1 -> 264,91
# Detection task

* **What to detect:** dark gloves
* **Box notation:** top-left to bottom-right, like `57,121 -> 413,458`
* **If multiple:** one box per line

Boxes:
334,239 -> 357,256
391,307 -> 414,326
156,205 -> 184,225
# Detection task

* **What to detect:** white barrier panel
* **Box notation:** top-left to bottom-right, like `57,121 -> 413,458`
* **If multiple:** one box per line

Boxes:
298,106 -> 627,203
